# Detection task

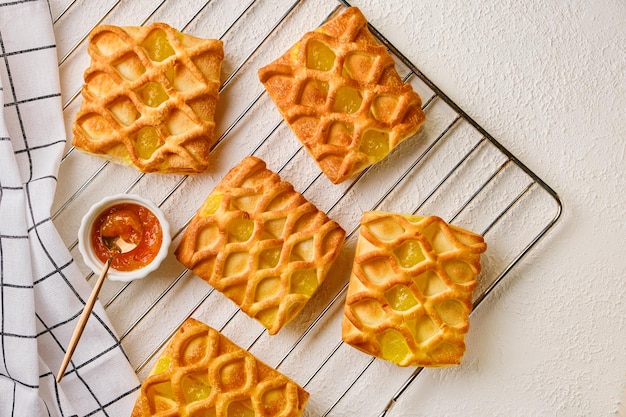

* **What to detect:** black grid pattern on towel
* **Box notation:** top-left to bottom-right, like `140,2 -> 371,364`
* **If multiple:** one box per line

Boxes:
0,0 -> 140,416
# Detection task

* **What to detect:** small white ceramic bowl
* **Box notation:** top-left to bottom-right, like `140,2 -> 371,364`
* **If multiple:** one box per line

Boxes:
78,194 -> 171,282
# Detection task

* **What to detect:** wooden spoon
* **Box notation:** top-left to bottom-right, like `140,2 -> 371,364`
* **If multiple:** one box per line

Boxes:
56,235 -> 137,382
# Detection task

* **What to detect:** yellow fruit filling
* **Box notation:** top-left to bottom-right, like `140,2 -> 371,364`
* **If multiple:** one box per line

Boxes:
137,82 -> 169,107
199,193 -> 223,217
227,218 -> 254,243
259,247 -> 281,269
333,86 -> 362,114
141,29 -> 175,62
134,126 -> 161,159
384,285 -> 419,311
227,400 -> 255,417
394,240 -> 425,268
181,373 -> 212,403
378,329 -> 410,364
290,269 -> 318,296
359,130 -> 390,162
152,357 -> 171,374
306,39 -> 335,71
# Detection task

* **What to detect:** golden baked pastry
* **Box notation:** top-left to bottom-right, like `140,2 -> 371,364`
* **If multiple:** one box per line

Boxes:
131,318 -> 309,416
175,156 -> 346,335
258,7 -> 425,184
342,212 -> 487,367
72,23 -> 223,174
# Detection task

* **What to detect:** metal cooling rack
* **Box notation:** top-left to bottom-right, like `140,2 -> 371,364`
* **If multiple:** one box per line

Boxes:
50,0 -> 562,415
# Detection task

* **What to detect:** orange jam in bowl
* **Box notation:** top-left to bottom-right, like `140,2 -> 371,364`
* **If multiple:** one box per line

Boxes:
91,203 -> 162,271
78,194 -> 171,282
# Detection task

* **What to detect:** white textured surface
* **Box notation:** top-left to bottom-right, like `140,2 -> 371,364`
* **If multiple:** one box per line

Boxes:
49,0 -> 625,416
350,1 -> 625,416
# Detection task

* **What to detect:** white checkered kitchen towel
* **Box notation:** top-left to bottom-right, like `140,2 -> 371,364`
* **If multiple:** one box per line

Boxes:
0,1 -> 140,416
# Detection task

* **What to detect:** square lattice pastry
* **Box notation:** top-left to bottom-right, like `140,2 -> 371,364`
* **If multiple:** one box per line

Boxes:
72,23 -> 223,174
176,156 -> 346,335
131,318 -> 309,416
342,212 -> 487,367
258,7 -> 425,184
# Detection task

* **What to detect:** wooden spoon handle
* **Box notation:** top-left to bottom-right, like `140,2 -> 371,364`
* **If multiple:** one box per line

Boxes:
56,257 -> 112,382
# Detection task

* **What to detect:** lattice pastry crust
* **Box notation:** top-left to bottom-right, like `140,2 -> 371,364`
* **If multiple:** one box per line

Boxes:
258,7 -> 425,184
342,212 -> 487,367
130,318 -> 309,416
72,23 -> 223,174
175,156 -> 346,335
